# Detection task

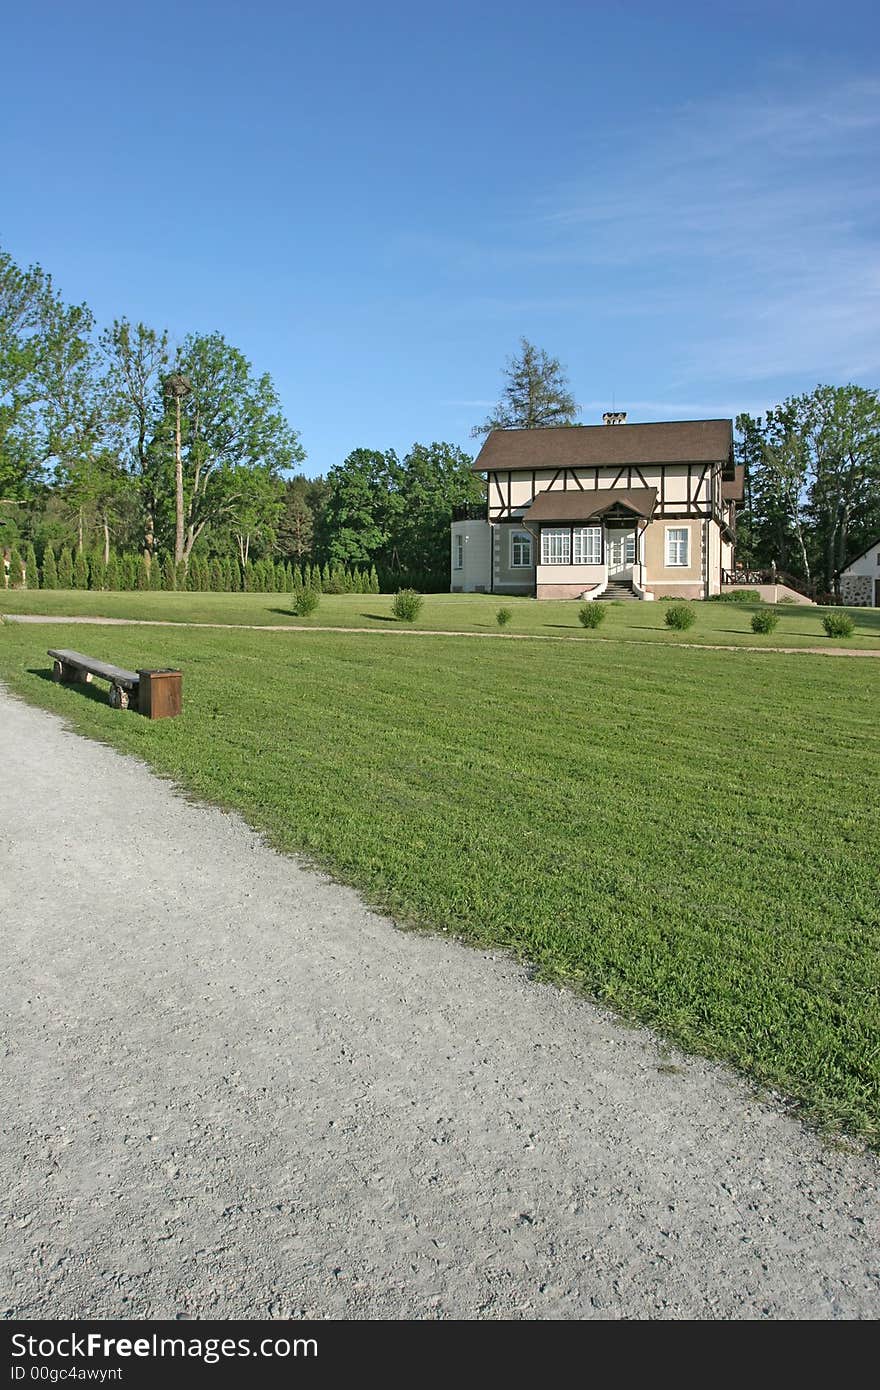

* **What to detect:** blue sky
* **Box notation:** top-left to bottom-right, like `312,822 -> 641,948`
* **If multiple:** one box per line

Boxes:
3,1 -> 879,477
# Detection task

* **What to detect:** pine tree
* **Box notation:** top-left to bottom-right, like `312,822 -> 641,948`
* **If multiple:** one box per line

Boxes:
369,565 -> 380,594
229,559 -> 241,592
210,558 -> 223,591
163,554 -> 176,590
104,555 -> 119,590
57,545 -> 74,589
321,562 -> 331,591
41,546 -> 58,590
24,543 -> 39,589
472,338 -> 578,435
149,554 -> 163,589
73,550 -> 89,589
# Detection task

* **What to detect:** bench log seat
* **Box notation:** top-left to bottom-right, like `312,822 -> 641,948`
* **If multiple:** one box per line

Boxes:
48,650 -> 182,718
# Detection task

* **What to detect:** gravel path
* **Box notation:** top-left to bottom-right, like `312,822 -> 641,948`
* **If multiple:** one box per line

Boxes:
2,687 -> 878,1320
3,611 -> 879,656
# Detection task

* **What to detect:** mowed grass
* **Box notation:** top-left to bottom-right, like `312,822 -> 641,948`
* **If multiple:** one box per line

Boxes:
3,586 -> 880,649
1,621 -> 878,1144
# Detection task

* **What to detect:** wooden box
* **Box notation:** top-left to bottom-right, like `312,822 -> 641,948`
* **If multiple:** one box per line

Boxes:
137,668 -> 183,720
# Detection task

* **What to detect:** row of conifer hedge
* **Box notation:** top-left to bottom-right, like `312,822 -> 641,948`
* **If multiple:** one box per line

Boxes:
2,545 -> 381,595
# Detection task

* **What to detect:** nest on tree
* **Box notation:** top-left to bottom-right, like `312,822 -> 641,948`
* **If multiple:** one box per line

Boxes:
163,373 -> 192,399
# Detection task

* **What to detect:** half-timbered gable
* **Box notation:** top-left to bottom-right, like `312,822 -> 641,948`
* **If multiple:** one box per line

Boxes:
451,416 -> 743,600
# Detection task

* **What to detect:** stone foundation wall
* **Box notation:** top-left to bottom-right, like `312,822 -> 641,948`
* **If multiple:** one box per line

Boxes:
840,574 -> 874,607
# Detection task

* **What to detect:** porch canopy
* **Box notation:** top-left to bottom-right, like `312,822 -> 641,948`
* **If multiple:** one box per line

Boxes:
522,486 -> 657,525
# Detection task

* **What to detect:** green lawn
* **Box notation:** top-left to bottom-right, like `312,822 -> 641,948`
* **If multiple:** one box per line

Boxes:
2,587 -> 880,649
1,618 -> 878,1145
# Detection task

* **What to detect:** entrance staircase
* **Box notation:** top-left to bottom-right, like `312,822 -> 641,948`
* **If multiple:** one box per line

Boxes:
595,580 -> 640,601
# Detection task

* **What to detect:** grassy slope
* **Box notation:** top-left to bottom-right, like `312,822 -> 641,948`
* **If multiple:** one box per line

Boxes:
2,588 -> 880,649
1,620 -> 878,1144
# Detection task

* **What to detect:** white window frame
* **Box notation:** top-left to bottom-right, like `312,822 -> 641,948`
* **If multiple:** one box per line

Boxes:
665,526 -> 690,567
541,527 -> 571,565
572,526 -> 603,565
453,534 -> 463,570
510,530 -> 533,569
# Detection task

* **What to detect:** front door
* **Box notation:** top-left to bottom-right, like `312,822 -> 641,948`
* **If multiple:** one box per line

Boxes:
607,530 -> 636,577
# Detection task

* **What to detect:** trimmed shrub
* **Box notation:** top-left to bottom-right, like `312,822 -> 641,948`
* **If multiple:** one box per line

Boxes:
293,586 -> 320,617
665,603 -> 696,631
57,546 -> 74,589
496,607 -> 512,628
24,543 -> 39,589
136,555 -> 151,590
210,558 -> 224,591
6,547 -> 23,588
90,553 -> 107,591
73,551 -> 89,589
149,554 -> 163,589
751,609 -> 779,634
369,565 -> 380,594
708,589 -> 762,603
822,610 -> 855,639
578,602 -> 607,629
162,554 -> 177,590
104,555 -> 119,590
392,589 -> 423,622
41,546 -> 58,590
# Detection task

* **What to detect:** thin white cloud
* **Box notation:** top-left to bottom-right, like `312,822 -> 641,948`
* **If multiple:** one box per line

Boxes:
536,76 -> 880,384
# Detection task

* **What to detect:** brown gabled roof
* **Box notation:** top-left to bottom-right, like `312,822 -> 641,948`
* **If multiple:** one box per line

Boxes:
472,420 -> 733,472
721,464 -> 745,502
524,487 -> 657,524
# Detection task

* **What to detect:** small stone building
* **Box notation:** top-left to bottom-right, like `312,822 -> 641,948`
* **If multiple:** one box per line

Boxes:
840,539 -> 880,607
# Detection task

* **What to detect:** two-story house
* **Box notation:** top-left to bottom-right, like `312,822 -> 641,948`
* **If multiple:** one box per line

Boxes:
451,414 -> 743,600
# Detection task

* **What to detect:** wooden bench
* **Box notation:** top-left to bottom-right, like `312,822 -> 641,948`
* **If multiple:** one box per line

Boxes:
48,649 -> 182,719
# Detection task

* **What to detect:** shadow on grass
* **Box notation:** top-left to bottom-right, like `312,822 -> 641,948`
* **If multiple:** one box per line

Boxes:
29,667 -> 110,705
359,612 -> 397,623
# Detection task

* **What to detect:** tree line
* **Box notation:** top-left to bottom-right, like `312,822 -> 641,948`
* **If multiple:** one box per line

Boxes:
734,388 -> 880,594
0,243 -> 483,592
3,241 -> 877,598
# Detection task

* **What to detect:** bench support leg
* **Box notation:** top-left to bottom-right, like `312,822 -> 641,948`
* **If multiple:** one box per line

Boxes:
52,660 -> 88,684
108,684 -> 130,711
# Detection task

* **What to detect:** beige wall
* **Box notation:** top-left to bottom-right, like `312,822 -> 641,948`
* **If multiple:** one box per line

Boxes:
644,520 -> 702,586
450,520 -> 491,592
490,463 -> 717,518
494,524 -> 535,593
